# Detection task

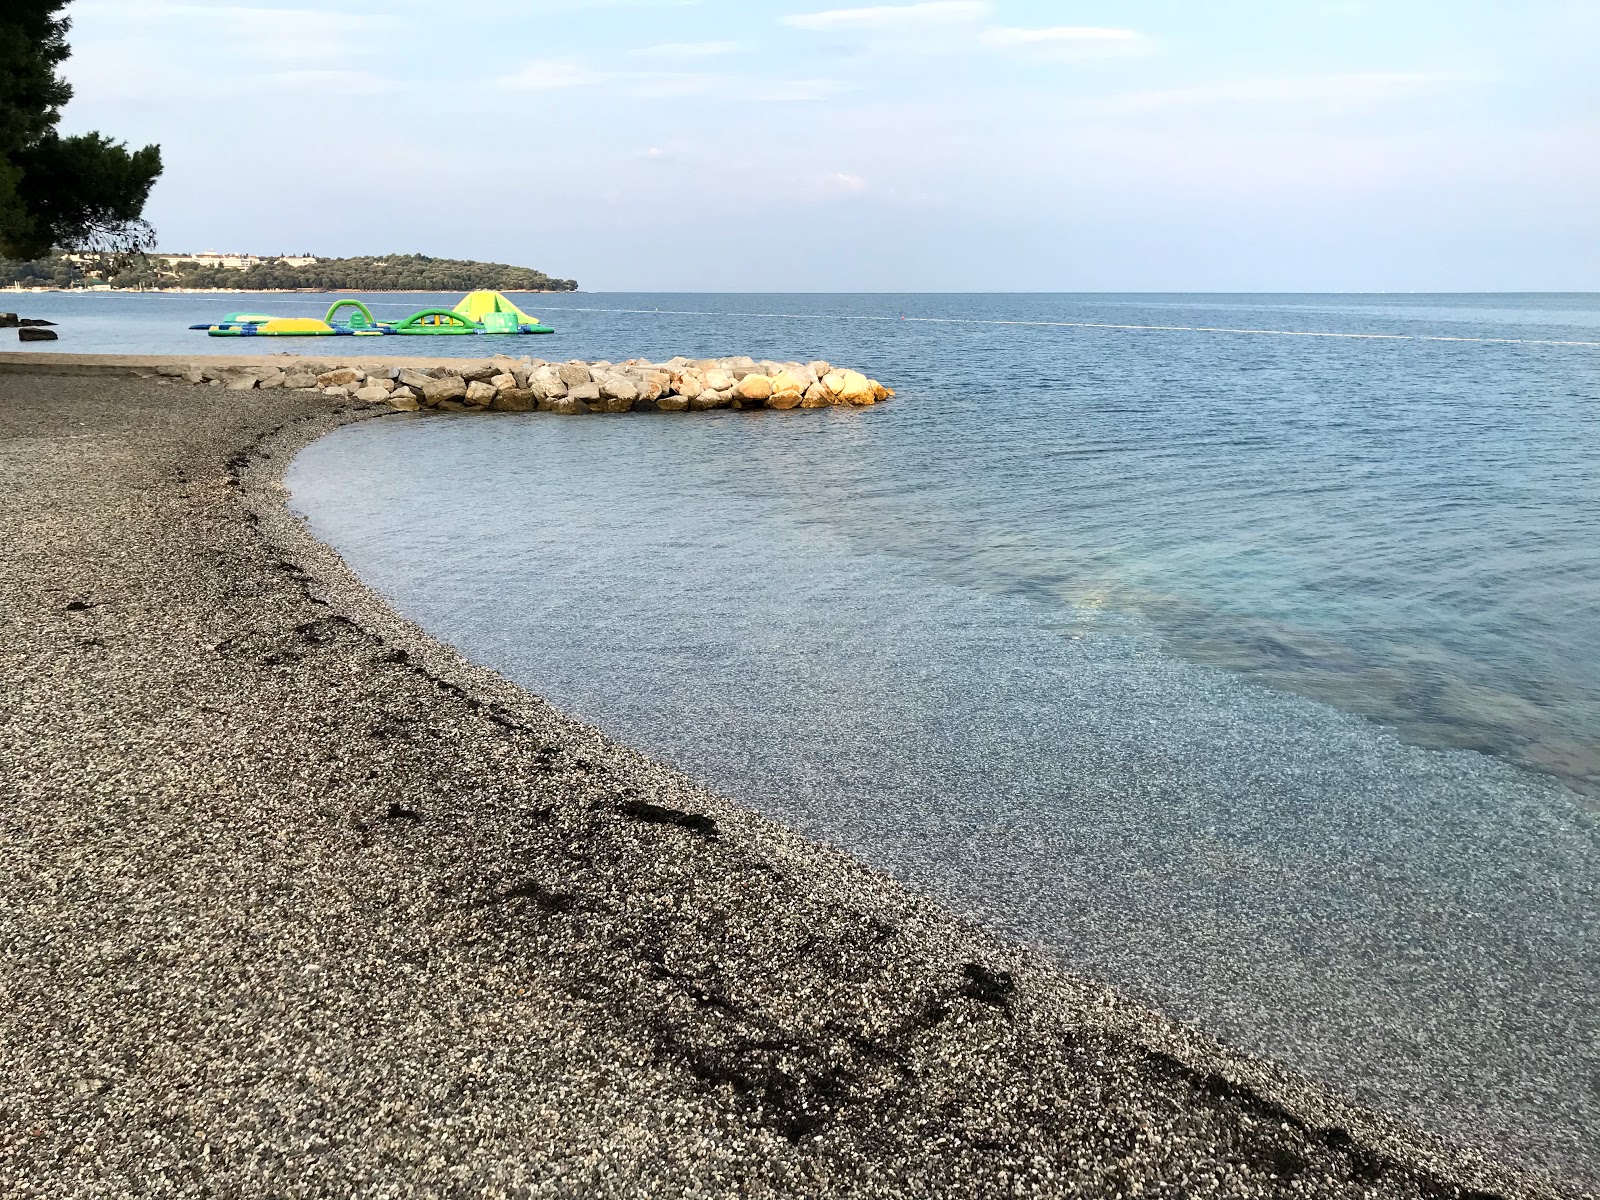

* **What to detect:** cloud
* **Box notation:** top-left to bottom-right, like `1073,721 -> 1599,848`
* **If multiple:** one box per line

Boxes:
496,60 -> 846,103
784,2 -> 989,32
631,41 -> 739,57
498,60 -> 617,90
978,26 -> 1151,60
1091,72 -> 1464,116
784,5 -> 1151,63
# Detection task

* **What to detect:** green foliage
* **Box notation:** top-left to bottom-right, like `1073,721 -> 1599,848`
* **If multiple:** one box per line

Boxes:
0,251 -> 579,292
0,2 -> 162,260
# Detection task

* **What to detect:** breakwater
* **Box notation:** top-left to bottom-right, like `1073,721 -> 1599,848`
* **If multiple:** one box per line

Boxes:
0,351 -> 893,414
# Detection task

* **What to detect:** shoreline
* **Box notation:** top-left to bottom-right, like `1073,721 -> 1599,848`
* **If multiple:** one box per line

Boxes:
0,371 -> 1569,1197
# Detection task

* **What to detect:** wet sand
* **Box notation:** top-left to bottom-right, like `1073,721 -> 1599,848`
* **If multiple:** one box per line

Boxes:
0,371 -> 1570,1198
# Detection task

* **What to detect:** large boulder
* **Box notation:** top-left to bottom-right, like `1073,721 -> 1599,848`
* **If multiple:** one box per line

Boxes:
461,363 -> 501,384
223,371 -> 259,391
837,370 -> 874,405
489,373 -> 518,392
568,381 -> 601,404
807,360 -> 831,380
557,363 -> 591,387
353,385 -> 392,403
491,387 -> 538,412
734,373 -> 773,403
657,394 -> 689,412
532,365 -> 566,398
539,394 -> 591,415
769,369 -> 807,401
465,380 -> 497,406
703,368 -> 735,392
800,382 -> 834,408
284,372 -> 320,390
255,369 -> 287,390
317,367 -> 362,389
418,375 -> 467,406
396,368 -> 434,391
18,327 -> 57,341
688,389 -> 729,410
387,390 -> 421,412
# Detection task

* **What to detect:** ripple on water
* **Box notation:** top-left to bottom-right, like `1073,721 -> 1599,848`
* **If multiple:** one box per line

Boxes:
286,292 -> 1600,1185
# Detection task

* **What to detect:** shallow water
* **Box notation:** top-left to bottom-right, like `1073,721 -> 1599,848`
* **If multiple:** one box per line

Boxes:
284,292 -> 1594,1179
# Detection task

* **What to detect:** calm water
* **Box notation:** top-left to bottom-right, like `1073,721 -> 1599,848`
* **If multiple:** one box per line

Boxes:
88,291 -> 1600,1180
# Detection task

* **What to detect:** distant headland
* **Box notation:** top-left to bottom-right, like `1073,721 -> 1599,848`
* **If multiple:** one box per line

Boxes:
0,252 -> 578,293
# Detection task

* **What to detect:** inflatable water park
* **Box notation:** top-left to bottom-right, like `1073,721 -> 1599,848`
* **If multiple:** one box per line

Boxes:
192,291 -> 554,337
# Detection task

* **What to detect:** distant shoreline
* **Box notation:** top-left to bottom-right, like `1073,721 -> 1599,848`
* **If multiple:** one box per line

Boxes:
2,287 -> 580,295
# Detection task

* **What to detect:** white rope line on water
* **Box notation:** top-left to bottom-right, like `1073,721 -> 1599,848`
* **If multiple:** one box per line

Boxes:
545,305 -> 1600,349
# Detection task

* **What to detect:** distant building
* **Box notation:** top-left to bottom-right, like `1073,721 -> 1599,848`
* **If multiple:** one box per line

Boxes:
152,252 -> 320,270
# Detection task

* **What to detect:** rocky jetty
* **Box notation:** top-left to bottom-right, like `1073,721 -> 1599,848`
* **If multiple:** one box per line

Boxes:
146,354 -> 895,414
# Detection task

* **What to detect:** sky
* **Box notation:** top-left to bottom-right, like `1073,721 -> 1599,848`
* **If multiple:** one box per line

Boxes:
55,0 -> 1600,291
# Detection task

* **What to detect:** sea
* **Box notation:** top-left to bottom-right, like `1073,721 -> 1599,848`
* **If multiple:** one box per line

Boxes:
19,290 -> 1600,1184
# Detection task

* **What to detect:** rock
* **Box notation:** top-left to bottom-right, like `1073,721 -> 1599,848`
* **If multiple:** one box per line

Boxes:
255,370 -> 287,390
837,370 -> 874,405
323,386 -> 350,399
182,368 -> 205,385
387,391 -> 421,412
767,387 -> 803,410
0,313 -> 15,328
871,380 -> 893,401
224,372 -> 258,391
532,365 -> 566,398
154,363 -> 189,377
758,360 -> 785,377
770,369 -> 807,395
734,373 -> 773,402
657,394 -> 690,412
540,395 -> 591,415
284,373 -> 319,389
353,385 -> 392,402
18,327 -> 57,342
317,367 -> 362,389
569,381 -> 601,403
360,375 -> 394,392
511,365 -> 534,389
637,372 -> 668,403
465,380 -> 497,405
461,363 -> 501,384
389,385 -> 418,403
688,390 -> 728,411
703,368 -> 735,392
418,375 -> 467,406
722,356 -> 757,379
396,368 -> 434,392
598,374 -> 639,404
557,363 -> 591,387
490,388 -> 538,412
18,318 -> 54,327
801,382 -> 833,408
671,369 -> 704,397
490,373 -> 518,392
436,399 -> 471,412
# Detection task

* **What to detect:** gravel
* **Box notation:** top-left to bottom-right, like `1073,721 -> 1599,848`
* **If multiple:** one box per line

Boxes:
0,371 -> 1570,1198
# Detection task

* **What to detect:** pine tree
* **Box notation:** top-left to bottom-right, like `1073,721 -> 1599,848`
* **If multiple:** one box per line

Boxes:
0,2 -> 162,261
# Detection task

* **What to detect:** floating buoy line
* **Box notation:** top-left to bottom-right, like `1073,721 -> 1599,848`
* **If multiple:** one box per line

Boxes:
546,305 -> 1600,349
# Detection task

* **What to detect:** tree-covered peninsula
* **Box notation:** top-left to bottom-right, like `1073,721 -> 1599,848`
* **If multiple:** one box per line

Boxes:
0,251 -> 578,292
